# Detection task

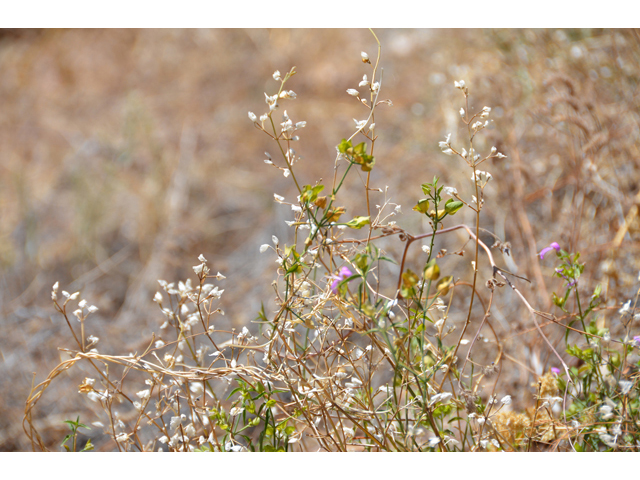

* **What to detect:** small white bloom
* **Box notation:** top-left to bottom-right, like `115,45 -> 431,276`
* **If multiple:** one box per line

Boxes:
343,426 -> 355,440
136,389 -> 151,400
438,133 -> 451,149
619,300 -> 632,315
619,380 -> 633,395
459,107 -> 465,117
428,437 -> 441,447
283,168 -> 290,178
273,70 -> 281,81
274,194 -> 284,203
354,119 -> 368,130
442,148 -> 454,156
454,80 -> 466,89
248,111 -> 257,122
443,186 -> 458,196
260,244 -> 269,253
115,432 -> 130,443
347,89 -> 359,97
198,254 -> 207,263
154,291 -> 163,303
599,433 -> 616,448
170,416 -> 182,431
359,74 -> 369,87
272,235 -> 279,245
472,170 -> 492,186
87,305 -> 98,313
431,392 -> 453,404
501,395 -> 512,405
361,51 -> 370,63
190,382 -> 204,395
78,299 -> 88,308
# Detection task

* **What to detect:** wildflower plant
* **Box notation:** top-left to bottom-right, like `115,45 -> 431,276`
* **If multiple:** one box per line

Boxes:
24,30 -> 640,452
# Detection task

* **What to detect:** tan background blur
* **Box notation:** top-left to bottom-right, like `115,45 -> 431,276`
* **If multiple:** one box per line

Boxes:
2,29 -> 639,450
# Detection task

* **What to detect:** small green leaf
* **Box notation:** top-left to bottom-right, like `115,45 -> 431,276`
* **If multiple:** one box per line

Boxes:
358,154 -> 375,171
552,292 -> 565,307
325,206 -> 346,222
421,183 -> 432,196
301,184 -> 324,204
592,283 -> 602,299
413,199 -> 430,214
345,216 -> 370,229
351,142 -> 367,155
402,269 -> 419,288
82,439 -> 94,452
424,259 -> 440,281
444,199 -> 464,215
436,276 -> 453,295
338,139 -> 352,153
354,253 -> 369,271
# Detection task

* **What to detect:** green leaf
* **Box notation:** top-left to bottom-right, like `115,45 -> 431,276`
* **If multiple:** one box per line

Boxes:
351,142 -> 367,155
402,269 -> 419,288
552,292 -> 565,307
358,154 -> 375,172
82,439 -> 94,452
413,199 -> 430,214
345,216 -> 370,229
421,183 -> 432,196
354,253 -> 369,271
593,283 -> 602,297
301,184 -> 324,204
444,199 -> 464,215
325,206 -> 346,222
436,276 -> 453,295
338,139 -> 352,154
424,259 -> 440,281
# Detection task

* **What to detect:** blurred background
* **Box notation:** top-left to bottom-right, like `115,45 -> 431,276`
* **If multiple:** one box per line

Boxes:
2,28 -> 639,450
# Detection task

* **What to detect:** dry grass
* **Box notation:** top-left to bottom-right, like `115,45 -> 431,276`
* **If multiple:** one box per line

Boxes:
1,28 -> 639,451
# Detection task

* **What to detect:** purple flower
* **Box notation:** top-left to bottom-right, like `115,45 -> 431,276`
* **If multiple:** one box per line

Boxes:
331,267 -> 353,293
539,242 -> 561,260
633,336 -> 640,345
551,367 -> 560,375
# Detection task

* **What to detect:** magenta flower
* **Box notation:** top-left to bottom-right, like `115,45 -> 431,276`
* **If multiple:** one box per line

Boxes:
551,367 -> 560,375
633,336 -> 640,345
331,266 -> 353,293
539,242 -> 561,260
